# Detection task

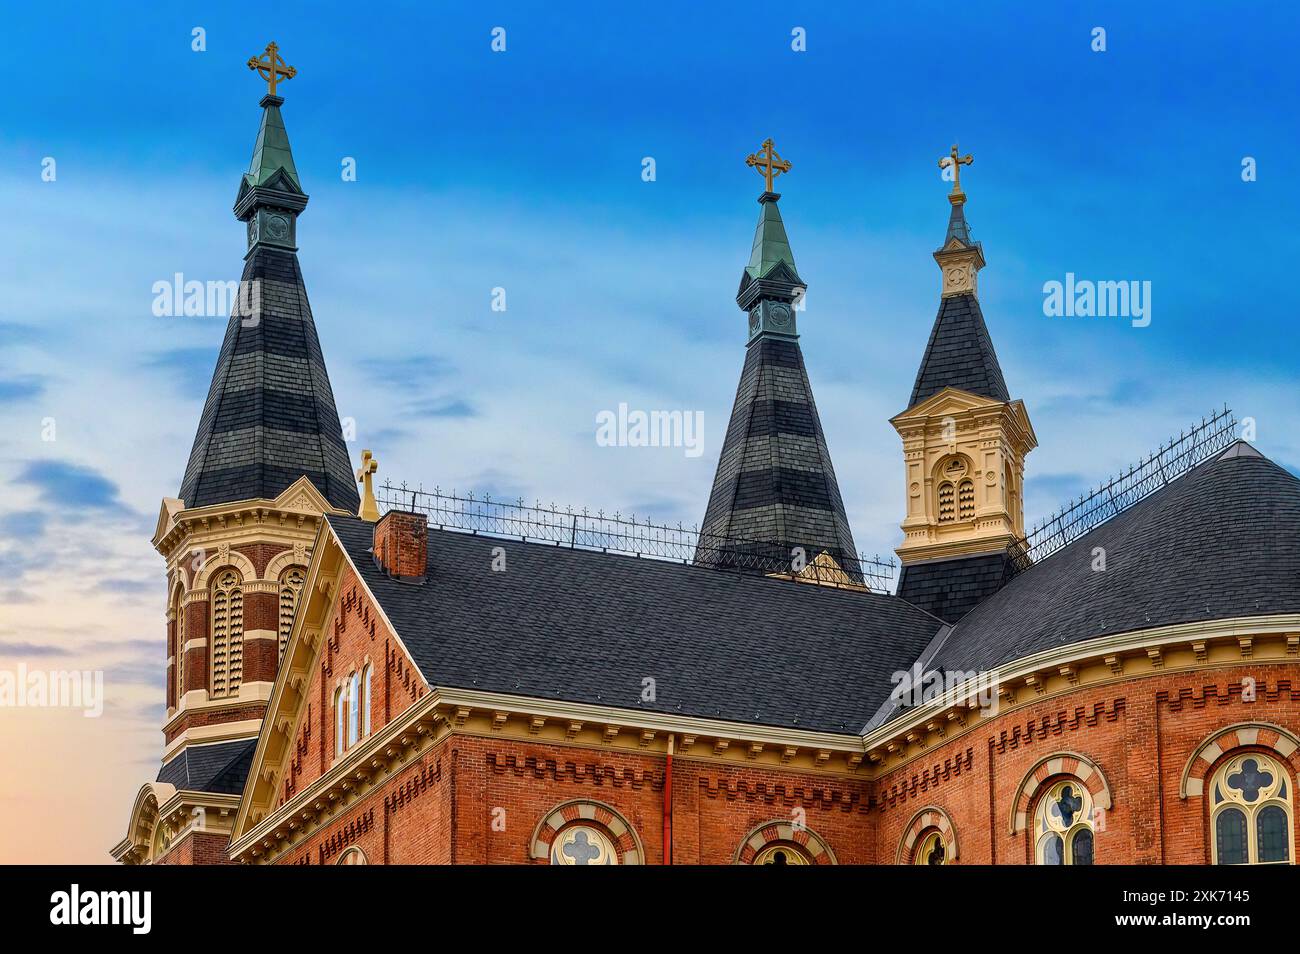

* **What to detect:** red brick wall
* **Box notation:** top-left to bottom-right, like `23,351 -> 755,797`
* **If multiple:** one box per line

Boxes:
279,566 -> 424,806
260,664 -> 1300,865
154,830 -> 231,865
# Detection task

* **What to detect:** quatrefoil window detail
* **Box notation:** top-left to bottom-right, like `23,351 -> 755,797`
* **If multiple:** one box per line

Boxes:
1226,758 -> 1275,803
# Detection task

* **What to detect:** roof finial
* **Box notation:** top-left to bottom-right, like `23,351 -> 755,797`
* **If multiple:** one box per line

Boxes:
745,138 -> 792,196
356,450 -> 379,521
938,144 -> 973,204
248,41 -> 297,99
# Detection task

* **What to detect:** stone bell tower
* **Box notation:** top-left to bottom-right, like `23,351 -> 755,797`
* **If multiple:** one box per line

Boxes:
891,147 -> 1036,622
114,43 -> 362,863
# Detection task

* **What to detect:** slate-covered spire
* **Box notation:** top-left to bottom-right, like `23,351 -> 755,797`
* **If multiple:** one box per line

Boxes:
697,140 -> 860,580
908,146 -> 1009,409
177,59 -> 359,513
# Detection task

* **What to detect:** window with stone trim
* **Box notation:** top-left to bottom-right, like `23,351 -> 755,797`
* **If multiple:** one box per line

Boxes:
1035,779 -> 1096,865
753,842 -> 811,865
1211,753 -> 1293,865
278,567 -> 306,665
210,569 -> 244,699
336,846 -> 367,865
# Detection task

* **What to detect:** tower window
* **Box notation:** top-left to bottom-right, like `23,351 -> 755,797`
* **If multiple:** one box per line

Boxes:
958,478 -> 975,520
210,569 -> 244,699
278,567 -> 306,665
937,482 -> 956,523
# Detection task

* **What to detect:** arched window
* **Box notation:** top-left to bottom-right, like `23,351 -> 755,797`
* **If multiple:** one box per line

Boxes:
754,843 -> 809,865
336,846 -> 367,865
348,671 -> 360,747
172,586 -> 185,704
210,569 -> 244,699
1035,779 -> 1096,865
361,664 -> 372,738
937,482 -> 956,523
530,799 -> 645,865
1211,753 -> 1293,865
957,478 -> 975,520
334,684 -> 346,757
278,567 -> 306,665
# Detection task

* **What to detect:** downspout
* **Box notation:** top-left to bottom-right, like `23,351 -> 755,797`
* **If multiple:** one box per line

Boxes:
663,734 -> 674,865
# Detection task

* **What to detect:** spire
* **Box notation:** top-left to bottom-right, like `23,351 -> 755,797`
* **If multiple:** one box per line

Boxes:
177,45 -> 359,514
697,139 -> 860,580
892,147 -> 1036,610
908,144 -> 1008,408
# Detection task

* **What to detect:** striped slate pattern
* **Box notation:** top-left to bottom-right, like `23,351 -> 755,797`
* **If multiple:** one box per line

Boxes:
696,335 -> 860,578
177,244 -> 360,513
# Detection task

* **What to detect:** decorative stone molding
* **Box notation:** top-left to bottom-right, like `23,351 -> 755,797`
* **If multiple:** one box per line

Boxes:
896,805 -> 959,864
733,819 -> 836,865
1009,751 -> 1112,835
1180,722 -> 1300,799
193,549 -> 257,589
528,798 -> 643,864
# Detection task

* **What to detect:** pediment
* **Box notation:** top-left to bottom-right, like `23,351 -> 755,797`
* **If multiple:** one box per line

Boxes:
152,497 -> 185,547
892,386 -> 1007,424
273,476 -> 334,515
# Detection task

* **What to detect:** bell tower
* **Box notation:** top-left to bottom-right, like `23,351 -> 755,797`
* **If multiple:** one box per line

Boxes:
891,147 -> 1036,620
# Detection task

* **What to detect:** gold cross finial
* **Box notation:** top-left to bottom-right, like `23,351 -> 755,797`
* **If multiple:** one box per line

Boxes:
745,138 -> 792,194
356,450 -> 379,522
247,41 -> 297,98
938,144 -> 974,202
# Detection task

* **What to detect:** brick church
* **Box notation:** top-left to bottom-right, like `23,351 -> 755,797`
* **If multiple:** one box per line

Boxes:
113,49 -> 1300,866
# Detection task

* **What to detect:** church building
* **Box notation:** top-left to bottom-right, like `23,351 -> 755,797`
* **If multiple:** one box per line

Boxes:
113,48 -> 1300,866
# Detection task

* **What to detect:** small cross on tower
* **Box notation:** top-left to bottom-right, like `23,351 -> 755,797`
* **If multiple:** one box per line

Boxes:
938,144 -> 974,202
745,138 -> 792,194
248,41 -> 297,98
356,449 -> 379,522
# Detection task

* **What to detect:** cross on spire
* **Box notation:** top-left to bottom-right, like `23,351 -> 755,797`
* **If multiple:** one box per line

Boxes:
247,41 -> 297,98
745,138 -> 792,194
357,450 -> 379,521
938,144 -> 973,202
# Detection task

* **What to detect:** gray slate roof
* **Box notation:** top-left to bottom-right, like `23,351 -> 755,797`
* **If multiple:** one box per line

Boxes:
177,245 -> 359,513
328,514 -> 944,734
924,442 -> 1300,677
908,293 -> 1010,408
156,738 -> 256,795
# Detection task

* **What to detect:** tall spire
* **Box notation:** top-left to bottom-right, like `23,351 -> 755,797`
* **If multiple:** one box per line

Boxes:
177,45 -> 358,513
697,139 -> 860,580
908,145 -> 1008,408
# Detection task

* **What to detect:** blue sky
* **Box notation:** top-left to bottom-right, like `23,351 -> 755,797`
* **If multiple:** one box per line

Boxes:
0,2 -> 1296,860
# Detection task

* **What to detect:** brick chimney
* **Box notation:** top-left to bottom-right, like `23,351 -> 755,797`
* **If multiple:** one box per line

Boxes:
374,510 -> 428,580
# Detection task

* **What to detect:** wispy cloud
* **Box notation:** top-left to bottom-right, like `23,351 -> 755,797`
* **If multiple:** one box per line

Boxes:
0,510 -> 47,537
15,460 -> 131,514
409,397 -> 477,419
0,377 -> 45,404
139,347 -> 218,400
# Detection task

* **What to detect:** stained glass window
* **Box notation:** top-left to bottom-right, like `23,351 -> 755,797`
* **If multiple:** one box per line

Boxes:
1035,779 -> 1096,865
1211,752 -> 1292,865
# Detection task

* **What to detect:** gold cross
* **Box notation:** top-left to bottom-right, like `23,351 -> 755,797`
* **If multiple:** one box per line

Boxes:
745,138 -> 792,193
247,41 -> 297,98
938,144 -> 973,198
356,450 -> 379,521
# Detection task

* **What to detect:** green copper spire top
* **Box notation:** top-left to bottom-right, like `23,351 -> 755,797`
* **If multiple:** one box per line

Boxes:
744,195 -> 800,282
244,96 -> 301,191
